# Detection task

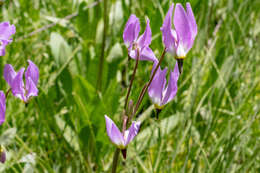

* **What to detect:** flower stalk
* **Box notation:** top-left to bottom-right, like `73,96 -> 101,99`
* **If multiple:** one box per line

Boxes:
132,48 -> 166,117
124,50 -> 140,110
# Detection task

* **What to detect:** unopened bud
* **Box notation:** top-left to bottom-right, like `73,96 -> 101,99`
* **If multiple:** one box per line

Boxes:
0,146 -> 6,163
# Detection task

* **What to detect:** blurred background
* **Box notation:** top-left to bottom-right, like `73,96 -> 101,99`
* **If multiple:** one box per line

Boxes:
0,0 -> 259,172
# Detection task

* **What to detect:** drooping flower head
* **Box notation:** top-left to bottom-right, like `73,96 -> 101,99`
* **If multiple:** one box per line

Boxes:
0,91 -> 6,125
148,62 -> 179,109
105,115 -> 140,149
123,15 -> 158,62
161,3 -> 197,59
0,22 -> 16,56
4,60 -> 39,103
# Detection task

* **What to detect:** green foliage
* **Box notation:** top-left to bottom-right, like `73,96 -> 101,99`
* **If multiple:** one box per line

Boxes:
0,0 -> 259,172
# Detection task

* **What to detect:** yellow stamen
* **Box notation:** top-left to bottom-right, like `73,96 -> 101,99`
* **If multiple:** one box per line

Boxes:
154,104 -> 164,110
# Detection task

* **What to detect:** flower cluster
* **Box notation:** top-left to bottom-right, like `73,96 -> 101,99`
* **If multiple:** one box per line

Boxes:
0,21 -> 40,163
0,22 -> 39,125
105,2 -> 197,161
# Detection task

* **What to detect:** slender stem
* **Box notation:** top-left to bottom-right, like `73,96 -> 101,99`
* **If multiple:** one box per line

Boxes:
111,148 -> 120,173
132,48 -> 166,117
124,50 -> 140,110
96,0 -> 108,92
5,88 -> 11,98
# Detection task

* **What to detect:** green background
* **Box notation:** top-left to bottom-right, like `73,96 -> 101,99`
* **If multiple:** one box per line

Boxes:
0,0 -> 259,172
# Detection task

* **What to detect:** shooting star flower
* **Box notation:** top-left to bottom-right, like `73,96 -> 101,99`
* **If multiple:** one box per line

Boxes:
105,115 -> 140,149
161,3 -> 197,59
148,62 -> 179,109
161,3 -> 197,73
123,15 -> 158,62
4,60 -> 39,103
0,22 -> 15,56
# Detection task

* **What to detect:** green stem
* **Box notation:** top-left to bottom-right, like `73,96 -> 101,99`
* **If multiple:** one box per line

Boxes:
124,50 -> 140,110
111,148 -> 120,173
96,0 -> 108,92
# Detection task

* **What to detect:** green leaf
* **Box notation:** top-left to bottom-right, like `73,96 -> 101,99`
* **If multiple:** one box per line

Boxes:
49,32 -> 72,67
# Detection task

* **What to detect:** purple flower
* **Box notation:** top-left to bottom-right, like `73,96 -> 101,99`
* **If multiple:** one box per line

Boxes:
0,22 -> 16,56
161,3 -> 197,59
148,62 -> 179,109
123,15 -> 158,62
4,60 -> 39,103
0,91 -> 6,125
105,115 -> 140,149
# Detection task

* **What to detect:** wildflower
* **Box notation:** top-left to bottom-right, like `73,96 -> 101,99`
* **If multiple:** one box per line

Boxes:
0,22 -> 16,56
123,15 -> 158,62
4,60 -> 39,103
0,91 -> 6,125
148,62 -> 179,109
161,3 -> 197,59
104,115 -> 140,149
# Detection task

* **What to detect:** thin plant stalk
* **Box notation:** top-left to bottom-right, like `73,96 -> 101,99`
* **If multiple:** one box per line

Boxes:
96,0 -> 108,92
133,48 -> 166,117
111,148 -> 120,173
5,88 -> 11,98
124,50 -> 140,110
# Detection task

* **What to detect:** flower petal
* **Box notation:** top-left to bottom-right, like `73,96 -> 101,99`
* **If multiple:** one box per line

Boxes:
138,18 -> 152,48
125,121 -> 141,145
123,15 -> 140,47
161,4 -> 176,53
174,3 -> 192,53
162,62 -> 179,105
26,77 -> 38,99
186,3 -> 197,40
25,60 -> 39,86
11,68 -> 26,101
139,47 -> 158,62
148,62 -> 167,106
0,91 -> 6,125
104,115 -> 125,147
4,64 -> 17,87
0,40 -> 10,56
0,22 -> 16,40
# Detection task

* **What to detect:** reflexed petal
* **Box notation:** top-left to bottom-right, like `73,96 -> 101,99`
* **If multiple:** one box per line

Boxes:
125,121 -> 141,145
162,62 -> 179,105
123,15 -> 140,47
0,22 -> 16,40
26,77 -> 38,99
0,46 -> 6,56
25,60 -> 39,85
0,91 -> 6,125
0,40 -> 9,56
186,3 -> 197,40
174,3 -> 192,52
104,115 -> 124,147
139,47 -> 158,62
148,63 -> 167,105
138,18 -> 152,48
11,68 -> 25,101
4,64 -> 16,86
161,4 -> 176,52
129,47 -> 158,62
